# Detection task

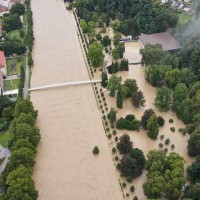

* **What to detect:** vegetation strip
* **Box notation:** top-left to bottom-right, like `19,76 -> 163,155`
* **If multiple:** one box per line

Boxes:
0,0 -> 40,199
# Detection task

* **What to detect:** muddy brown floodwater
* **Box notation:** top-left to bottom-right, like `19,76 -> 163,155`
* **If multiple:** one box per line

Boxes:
30,0 -> 122,199
102,42 -> 195,199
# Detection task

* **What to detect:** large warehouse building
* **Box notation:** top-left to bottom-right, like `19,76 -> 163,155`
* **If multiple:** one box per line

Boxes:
139,32 -> 181,52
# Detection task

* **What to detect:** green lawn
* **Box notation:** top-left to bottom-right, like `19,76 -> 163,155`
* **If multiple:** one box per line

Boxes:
8,28 -> 25,43
0,132 -> 12,148
4,79 -> 20,91
6,56 -> 26,76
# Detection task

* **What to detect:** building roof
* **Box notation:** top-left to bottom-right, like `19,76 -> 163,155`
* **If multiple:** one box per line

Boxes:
0,71 -> 3,88
0,6 -> 9,13
0,51 -> 5,68
139,32 -> 181,51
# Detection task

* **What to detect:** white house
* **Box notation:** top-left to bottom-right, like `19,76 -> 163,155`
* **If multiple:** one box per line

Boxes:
0,0 -> 10,8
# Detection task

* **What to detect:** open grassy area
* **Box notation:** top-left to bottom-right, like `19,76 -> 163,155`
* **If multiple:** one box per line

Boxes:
4,79 -> 20,91
8,28 -> 25,43
6,56 -> 26,76
177,11 -> 193,27
0,132 -> 12,148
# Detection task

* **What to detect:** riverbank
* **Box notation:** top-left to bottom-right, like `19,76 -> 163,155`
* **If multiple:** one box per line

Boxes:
31,0 -> 122,199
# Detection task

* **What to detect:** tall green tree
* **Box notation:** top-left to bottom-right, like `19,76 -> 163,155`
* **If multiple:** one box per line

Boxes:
106,74 -> 122,96
154,86 -> 172,111
116,134 -> 133,154
147,115 -> 159,140
116,84 -> 123,109
88,41 -> 104,67
132,90 -> 145,108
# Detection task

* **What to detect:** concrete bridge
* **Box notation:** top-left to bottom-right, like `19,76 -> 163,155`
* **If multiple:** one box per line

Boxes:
3,79 -> 101,96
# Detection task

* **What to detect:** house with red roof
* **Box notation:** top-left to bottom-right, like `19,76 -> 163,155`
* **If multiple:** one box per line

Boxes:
0,71 -> 3,95
0,51 -> 7,77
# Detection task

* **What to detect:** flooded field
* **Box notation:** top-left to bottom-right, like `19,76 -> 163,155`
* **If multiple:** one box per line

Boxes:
30,0 -> 122,199
102,42 -> 195,199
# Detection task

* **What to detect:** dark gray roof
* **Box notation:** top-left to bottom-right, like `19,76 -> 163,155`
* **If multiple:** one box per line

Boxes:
139,32 -> 181,51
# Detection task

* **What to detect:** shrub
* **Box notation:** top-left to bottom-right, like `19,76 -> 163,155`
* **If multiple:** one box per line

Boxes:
115,156 -> 119,161
157,116 -> 165,127
122,182 -> 127,187
164,148 -> 168,154
133,196 -> 138,200
108,133 -> 112,139
112,130 -> 117,135
103,115 -> 106,120
105,121 -> 108,126
159,143 -> 164,148
93,146 -> 99,155
125,114 -> 135,121
130,185 -> 135,192
107,107 -> 117,123
106,127 -> 110,132
111,123 -> 114,128
100,105 -> 103,109
126,176 -> 133,183
169,118 -> 174,123
165,138 -> 170,145
126,193 -> 129,197
116,117 -> 127,129
112,147 -> 116,153
170,127 -> 175,132
160,135 -> 164,140
115,136 -> 118,142
171,144 -> 175,149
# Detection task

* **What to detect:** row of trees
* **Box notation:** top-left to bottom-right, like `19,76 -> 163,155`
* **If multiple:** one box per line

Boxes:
143,150 -> 185,199
107,59 -> 129,74
0,99 -> 40,200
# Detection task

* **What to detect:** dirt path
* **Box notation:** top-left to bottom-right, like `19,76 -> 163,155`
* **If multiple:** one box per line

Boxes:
30,0 -> 122,199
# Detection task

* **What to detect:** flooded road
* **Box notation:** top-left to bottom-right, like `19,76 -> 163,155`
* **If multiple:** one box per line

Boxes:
31,0 -> 122,199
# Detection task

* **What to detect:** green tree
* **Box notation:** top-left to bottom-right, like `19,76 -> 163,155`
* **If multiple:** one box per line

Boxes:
101,35 -> 111,47
173,83 -> 188,102
101,71 -> 108,87
88,41 -> 104,67
154,86 -> 172,111
113,32 -> 122,46
5,165 -> 38,200
106,74 -> 122,96
183,183 -> 200,200
116,134 -> 133,154
117,154 -> 142,178
147,115 -> 159,140
2,14 -> 22,32
107,107 -> 117,123
132,90 -> 145,108
123,79 -> 138,98
188,125 -> 200,157
141,109 -> 155,130
129,148 -> 145,170
10,3 -> 25,15
110,19 -> 121,32
112,48 -> 120,59
187,156 -> 200,183
143,172 -> 165,199
116,84 -> 123,109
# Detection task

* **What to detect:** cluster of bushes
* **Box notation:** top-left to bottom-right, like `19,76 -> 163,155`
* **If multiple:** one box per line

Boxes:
116,134 -> 145,180
116,114 -> 140,131
0,99 -> 40,199
107,59 -> 129,74
143,150 -> 185,199
0,96 -> 15,132
141,109 -> 164,140
106,75 -> 145,109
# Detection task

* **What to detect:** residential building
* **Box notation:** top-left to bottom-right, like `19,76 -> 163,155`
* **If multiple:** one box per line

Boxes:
0,51 -> 7,77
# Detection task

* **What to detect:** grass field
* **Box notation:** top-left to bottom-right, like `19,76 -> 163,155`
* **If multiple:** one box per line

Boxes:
6,56 -> 26,76
0,132 -> 12,148
4,79 -> 20,91
8,28 -> 25,43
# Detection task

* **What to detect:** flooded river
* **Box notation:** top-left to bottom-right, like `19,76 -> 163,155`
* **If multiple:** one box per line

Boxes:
30,0 -> 122,199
